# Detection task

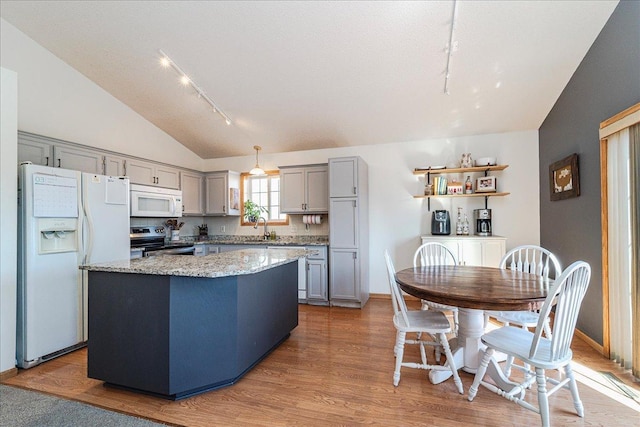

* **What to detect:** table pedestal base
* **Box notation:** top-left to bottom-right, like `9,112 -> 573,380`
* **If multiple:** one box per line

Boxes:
428,308 -> 519,393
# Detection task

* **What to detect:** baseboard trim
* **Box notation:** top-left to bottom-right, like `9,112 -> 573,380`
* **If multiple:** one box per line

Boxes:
369,293 -> 390,300
574,328 -> 604,355
0,367 -> 18,382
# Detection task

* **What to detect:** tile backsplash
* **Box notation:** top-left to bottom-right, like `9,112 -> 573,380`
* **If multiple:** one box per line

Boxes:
130,214 -> 328,239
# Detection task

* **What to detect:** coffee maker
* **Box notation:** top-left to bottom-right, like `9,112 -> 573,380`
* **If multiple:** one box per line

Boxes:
474,209 -> 492,236
431,210 -> 451,235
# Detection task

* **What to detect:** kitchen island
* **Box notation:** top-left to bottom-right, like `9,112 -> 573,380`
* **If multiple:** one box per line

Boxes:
80,248 -> 307,400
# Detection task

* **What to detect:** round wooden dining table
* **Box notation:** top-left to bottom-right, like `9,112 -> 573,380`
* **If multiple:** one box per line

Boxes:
395,265 -> 550,390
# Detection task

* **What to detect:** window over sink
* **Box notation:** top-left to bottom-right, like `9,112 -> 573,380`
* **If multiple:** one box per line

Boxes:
241,171 -> 288,226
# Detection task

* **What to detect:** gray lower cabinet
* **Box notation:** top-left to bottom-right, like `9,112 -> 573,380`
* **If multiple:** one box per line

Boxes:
306,246 -> 328,305
328,248 -> 359,301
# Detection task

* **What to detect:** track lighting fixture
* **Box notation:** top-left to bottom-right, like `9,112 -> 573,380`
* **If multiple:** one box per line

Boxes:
158,49 -> 232,126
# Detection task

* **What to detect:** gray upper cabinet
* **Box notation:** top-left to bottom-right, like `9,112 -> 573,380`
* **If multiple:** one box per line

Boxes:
53,145 -> 104,174
181,171 -> 205,216
127,158 -> 180,189
18,132 -> 104,174
329,157 -> 359,197
205,171 -> 240,216
18,134 -> 53,166
280,164 -> 328,213
104,155 -> 127,176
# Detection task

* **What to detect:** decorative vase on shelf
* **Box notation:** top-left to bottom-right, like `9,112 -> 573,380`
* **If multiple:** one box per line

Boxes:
460,153 -> 473,168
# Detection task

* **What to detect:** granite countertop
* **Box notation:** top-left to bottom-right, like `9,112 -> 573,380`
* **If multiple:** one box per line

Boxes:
80,248 -> 309,278
188,235 -> 329,246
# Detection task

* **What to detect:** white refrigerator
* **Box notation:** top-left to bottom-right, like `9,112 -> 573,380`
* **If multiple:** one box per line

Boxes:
17,163 -> 130,368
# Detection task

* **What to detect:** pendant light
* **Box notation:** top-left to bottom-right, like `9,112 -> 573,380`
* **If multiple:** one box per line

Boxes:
249,145 -> 266,175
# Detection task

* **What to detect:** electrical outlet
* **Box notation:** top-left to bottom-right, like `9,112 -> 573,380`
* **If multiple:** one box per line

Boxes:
220,225 -> 226,233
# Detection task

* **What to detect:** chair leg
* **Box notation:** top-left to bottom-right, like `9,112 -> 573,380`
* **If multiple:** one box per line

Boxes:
564,363 -> 584,417
535,368 -> 550,427
468,347 -> 494,401
438,333 -> 463,394
394,330 -> 401,356
393,331 -> 406,386
503,355 -> 515,377
453,310 -> 459,336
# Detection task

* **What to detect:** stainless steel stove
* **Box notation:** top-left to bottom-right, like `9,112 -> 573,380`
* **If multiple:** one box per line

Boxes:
130,226 -> 195,256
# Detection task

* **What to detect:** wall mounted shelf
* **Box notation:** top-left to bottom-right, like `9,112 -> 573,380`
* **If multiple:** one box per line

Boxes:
413,164 -> 508,175
413,164 -> 509,210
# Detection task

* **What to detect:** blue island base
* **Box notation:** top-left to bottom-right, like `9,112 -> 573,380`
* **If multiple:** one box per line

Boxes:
87,261 -> 298,400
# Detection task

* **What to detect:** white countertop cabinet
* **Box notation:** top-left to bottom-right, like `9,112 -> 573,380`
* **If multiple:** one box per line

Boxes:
420,235 -> 506,267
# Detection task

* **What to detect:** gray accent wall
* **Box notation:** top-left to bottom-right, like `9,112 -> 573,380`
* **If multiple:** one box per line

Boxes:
539,1 -> 640,345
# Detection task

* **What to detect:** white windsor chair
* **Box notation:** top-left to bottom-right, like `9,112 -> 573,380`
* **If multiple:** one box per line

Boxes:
468,260 -> 591,427
384,250 -> 463,393
485,245 -> 562,377
413,242 -> 459,336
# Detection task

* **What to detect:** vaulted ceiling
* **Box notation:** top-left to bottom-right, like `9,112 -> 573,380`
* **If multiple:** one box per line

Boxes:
0,1 -> 618,159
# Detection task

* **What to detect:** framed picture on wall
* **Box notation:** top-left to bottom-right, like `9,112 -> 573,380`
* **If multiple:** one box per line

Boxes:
475,176 -> 497,193
549,153 -> 580,201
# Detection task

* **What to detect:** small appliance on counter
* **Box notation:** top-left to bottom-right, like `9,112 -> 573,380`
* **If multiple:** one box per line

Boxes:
474,209 -> 492,236
431,210 -> 451,235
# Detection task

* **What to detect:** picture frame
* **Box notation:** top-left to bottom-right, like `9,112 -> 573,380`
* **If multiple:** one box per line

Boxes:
549,153 -> 579,201
475,176 -> 497,193
230,188 -> 240,210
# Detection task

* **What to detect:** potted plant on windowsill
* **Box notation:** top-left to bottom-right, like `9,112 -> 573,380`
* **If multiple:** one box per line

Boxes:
244,200 -> 269,223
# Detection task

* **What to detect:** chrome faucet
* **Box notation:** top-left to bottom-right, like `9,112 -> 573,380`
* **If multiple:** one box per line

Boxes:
254,217 -> 269,240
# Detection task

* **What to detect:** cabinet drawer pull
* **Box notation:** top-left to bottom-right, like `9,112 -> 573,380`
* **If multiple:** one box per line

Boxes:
45,156 -> 49,166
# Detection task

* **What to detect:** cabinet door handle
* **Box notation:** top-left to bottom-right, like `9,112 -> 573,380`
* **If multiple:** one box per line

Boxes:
57,159 -> 61,167
123,160 -> 127,176
353,186 -> 357,194
223,205 -> 226,213
45,156 -> 49,166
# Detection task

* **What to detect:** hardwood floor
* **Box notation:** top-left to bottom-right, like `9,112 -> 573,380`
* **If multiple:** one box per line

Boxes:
2,299 -> 639,426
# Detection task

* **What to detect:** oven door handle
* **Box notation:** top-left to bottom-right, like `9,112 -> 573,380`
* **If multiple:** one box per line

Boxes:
145,246 -> 195,256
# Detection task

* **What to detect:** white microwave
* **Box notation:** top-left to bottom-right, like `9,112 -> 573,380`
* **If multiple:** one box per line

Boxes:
130,184 -> 183,217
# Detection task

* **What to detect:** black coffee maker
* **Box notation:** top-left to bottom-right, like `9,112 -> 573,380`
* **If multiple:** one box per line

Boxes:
431,210 -> 451,235
474,209 -> 492,236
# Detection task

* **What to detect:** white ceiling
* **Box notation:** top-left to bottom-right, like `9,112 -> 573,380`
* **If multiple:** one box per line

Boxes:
0,1 -> 618,159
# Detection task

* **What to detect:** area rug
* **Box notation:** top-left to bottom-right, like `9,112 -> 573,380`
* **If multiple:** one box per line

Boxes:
0,385 -> 168,427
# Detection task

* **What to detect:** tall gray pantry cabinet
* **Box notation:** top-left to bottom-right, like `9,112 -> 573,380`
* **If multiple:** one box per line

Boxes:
328,157 -> 369,308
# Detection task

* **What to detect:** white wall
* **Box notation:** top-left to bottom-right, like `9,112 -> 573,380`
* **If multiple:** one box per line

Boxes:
1,67 -> 18,373
0,19 -> 203,171
204,130 -> 541,294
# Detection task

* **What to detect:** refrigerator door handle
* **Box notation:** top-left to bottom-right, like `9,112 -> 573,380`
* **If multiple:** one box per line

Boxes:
81,180 -> 94,265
